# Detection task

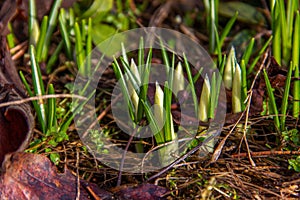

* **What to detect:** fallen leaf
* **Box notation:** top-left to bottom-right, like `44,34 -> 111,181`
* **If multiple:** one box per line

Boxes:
111,183 -> 168,200
0,152 -> 113,199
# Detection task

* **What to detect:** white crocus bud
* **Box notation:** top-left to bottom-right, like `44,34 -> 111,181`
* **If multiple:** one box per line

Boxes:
127,59 -> 141,116
223,46 -> 236,90
198,74 -> 211,122
130,58 -> 141,85
173,62 -> 185,95
154,82 -> 164,131
232,62 -> 242,113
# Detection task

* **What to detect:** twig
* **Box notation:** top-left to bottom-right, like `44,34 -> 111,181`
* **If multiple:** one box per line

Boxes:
232,150 -> 300,158
76,148 -> 80,200
117,127 -> 138,186
210,52 -> 269,163
146,132 -> 220,182
0,94 -> 86,108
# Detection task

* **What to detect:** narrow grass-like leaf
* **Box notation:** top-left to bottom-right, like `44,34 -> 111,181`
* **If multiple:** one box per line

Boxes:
138,37 -> 144,75
218,11 -> 238,50
112,58 -> 135,120
183,53 -> 198,115
41,0 -> 62,61
59,90 -> 95,134
86,17 -> 92,76
287,0 -> 296,41
47,84 -> 56,130
272,1 -> 281,65
278,0 -> 289,63
30,45 -> 46,132
120,58 -> 140,93
59,9 -> 72,59
248,36 -> 273,74
141,99 -> 164,144
292,11 -> 300,69
205,0 -> 218,53
36,16 -> 48,61
163,82 -> 175,142
69,8 -> 75,27
293,66 -> 300,118
137,48 -> 152,121
74,22 -> 85,75
6,23 -> 15,48
168,53 -> 175,92
81,19 -> 86,42
263,69 -> 280,130
28,0 -> 39,46
213,24 -> 222,63
160,39 -> 170,76
219,54 -> 226,76
292,11 -> 300,118
209,72 -> 216,119
281,61 -> 293,130
240,59 -> 247,110
20,71 -> 47,136
192,67 -> 203,84
241,37 -> 255,67
121,43 -> 129,65
47,41 -> 63,73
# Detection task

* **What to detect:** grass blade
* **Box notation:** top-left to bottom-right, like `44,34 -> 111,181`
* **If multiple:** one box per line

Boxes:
141,99 -> 164,144
292,11 -> 299,118
41,0 -> 62,61
112,58 -> 135,120
28,0 -> 39,46
240,59 -> 248,110
6,23 -> 15,48
138,37 -> 144,75
74,22 -> 85,75
58,9 -> 72,59
86,17 -> 93,76
218,11 -> 238,51
160,39 -> 171,76
47,40 -> 63,73
209,72 -> 216,119
248,36 -> 273,74
36,16 -> 48,61
183,53 -> 198,115
137,47 -> 152,121
163,81 -> 175,142
263,69 -> 280,130
30,45 -> 47,132
47,84 -> 56,130
281,61 -> 293,130
241,37 -> 255,67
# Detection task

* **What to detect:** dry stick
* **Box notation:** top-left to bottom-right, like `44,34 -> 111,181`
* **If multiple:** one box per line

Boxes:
0,94 -> 87,108
12,44 -> 27,61
146,133 -> 219,182
76,148 -> 80,200
85,186 -> 102,200
117,127 -> 138,186
232,150 -> 300,158
241,52 -> 269,166
211,52 -> 269,163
